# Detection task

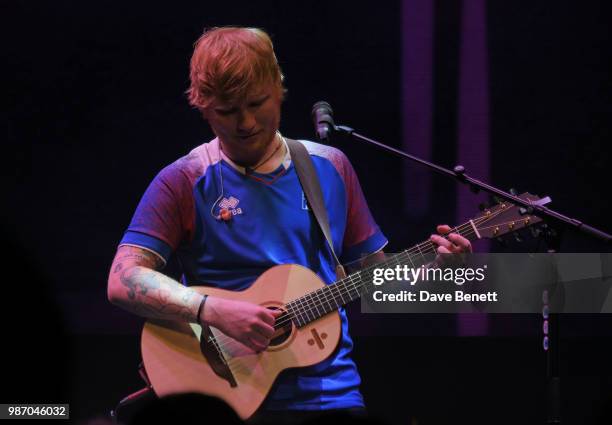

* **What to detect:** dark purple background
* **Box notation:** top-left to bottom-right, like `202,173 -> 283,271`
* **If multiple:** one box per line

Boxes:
4,1 -> 612,423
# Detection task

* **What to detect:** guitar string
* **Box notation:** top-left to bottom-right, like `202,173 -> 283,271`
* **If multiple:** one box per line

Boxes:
217,239 -> 444,366
288,214 -> 533,326
215,216 -> 493,356
215,227 -> 466,354
212,216 -> 494,354
213,208 -> 516,354
282,215 -> 531,327
278,205 -> 527,331
214,206 -> 522,359
220,225 -> 516,370
219,239 -> 461,367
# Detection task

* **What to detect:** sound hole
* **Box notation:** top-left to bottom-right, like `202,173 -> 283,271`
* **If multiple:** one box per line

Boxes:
269,307 -> 293,347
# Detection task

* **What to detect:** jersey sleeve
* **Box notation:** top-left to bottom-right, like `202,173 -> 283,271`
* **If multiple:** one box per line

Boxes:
119,163 -> 194,264
336,152 -> 388,264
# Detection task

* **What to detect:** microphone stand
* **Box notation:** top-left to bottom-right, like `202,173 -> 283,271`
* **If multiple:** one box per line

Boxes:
328,124 -> 611,424
333,125 -> 611,244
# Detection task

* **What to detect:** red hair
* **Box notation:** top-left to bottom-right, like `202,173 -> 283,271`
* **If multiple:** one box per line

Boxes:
187,27 -> 285,111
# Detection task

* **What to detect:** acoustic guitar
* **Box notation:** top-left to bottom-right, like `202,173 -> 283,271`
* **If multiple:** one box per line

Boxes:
141,193 -> 547,419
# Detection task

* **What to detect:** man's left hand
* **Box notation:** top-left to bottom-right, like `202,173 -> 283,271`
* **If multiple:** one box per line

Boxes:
430,224 -> 472,254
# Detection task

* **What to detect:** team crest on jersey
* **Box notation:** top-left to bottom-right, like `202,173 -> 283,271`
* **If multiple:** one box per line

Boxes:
219,196 -> 243,216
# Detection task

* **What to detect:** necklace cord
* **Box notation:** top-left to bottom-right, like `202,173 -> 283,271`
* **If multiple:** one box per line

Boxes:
248,135 -> 284,172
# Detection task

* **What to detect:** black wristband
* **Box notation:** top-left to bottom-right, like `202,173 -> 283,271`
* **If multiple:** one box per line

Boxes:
196,294 -> 208,324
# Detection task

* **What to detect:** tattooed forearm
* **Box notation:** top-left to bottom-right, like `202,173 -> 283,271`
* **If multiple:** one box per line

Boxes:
108,246 -> 201,323
114,266 -> 201,322
119,267 -> 161,300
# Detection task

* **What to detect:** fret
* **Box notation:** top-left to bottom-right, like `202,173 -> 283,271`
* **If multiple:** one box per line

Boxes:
332,283 -> 342,308
339,277 -> 354,303
424,240 -> 436,258
311,288 -> 323,318
296,298 -> 308,327
299,294 -> 314,323
406,249 -> 418,269
322,285 -> 335,313
328,285 -> 338,312
415,243 -> 428,266
318,287 -> 330,316
314,287 -> 325,317
287,301 -> 304,327
304,292 -> 315,322
360,269 -> 373,294
349,272 -> 362,300
336,280 -> 347,305
332,280 -> 345,306
337,279 -> 348,302
294,303 -> 305,328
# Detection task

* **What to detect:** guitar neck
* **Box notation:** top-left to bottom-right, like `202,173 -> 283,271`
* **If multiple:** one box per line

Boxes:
286,220 -> 480,327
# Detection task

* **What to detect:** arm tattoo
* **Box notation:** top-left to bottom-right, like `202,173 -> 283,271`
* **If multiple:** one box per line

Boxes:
110,246 -> 199,322
117,265 -> 200,322
113,250 -> 162,273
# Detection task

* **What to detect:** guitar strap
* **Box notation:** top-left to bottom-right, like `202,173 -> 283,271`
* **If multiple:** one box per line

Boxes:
285,138 -> 346,279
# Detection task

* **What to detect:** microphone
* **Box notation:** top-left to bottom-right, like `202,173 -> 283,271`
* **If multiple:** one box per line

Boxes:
311,101 -> 335,142
218,208 -> 232,222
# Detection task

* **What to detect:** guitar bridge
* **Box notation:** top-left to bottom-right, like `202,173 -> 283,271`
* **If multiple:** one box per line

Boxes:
200,324 -> 238,388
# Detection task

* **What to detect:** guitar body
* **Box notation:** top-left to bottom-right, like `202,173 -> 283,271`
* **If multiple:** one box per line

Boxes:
141,264 -> 342,419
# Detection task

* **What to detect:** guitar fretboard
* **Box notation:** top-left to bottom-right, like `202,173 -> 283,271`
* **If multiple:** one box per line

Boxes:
285,222 -> 478,327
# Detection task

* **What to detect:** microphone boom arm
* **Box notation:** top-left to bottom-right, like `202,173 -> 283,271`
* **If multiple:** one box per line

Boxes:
333,124 -> 611,244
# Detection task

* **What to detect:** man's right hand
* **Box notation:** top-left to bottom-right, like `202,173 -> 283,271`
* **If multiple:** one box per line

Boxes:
201,297 -> 282,352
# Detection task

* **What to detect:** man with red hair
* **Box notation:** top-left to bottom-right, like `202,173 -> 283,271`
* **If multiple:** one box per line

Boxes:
107,26 -> 470,423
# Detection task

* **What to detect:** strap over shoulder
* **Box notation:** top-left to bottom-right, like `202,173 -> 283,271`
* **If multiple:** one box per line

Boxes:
285,138 -> 346,279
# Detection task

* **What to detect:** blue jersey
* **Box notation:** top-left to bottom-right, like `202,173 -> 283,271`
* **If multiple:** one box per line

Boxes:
120,137 -> 387,410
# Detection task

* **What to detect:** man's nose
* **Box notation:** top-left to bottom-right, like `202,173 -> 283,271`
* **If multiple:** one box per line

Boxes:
237,109 -> 256,133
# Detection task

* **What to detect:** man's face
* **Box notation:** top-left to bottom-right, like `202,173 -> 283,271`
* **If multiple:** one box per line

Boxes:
204,81 -> 282,166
